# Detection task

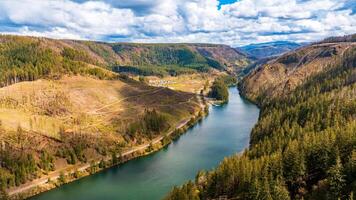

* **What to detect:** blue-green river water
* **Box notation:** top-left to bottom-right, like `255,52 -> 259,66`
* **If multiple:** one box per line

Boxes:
30,88 -> 259,200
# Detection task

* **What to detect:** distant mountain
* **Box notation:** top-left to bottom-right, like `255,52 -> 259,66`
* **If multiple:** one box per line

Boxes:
239,41 -> 302,60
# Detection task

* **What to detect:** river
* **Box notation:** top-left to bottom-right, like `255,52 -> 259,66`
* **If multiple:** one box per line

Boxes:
30,87 -> 260,200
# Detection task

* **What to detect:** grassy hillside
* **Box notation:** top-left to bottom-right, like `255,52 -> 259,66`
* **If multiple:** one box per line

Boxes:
0,75 -> 201,193
165,37 -> 356,200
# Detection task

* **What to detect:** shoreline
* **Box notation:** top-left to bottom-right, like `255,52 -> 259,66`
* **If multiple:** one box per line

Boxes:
7,94 -> 209,200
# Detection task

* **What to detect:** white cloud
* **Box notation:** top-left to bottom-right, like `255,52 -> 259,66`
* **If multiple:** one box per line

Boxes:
2,26 -> 84,40
0,0 -> 355,46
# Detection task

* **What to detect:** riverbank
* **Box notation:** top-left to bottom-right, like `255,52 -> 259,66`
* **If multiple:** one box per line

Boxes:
7,93 -> 208,200
27,87 -> 260,200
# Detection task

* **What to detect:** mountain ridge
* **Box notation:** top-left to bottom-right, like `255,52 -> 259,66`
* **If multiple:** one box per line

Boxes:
0,35 -> 248,85
239,41 -> 302,60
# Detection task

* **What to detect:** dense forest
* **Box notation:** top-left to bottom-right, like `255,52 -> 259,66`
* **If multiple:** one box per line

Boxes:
111,44 -> 222,69
127,109 -> 170,139
208,76 -> 233,103
0,36 -> 116,87
79,41 -> 248,76
110,44 -> 230,76
114,65 -> 198,77
165,46 -> 356,199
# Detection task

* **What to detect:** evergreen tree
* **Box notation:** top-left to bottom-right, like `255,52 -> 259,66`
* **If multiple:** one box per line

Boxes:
249,178 -> 260,200
112,152 -> 118,165
58,171 -> 66,185
208,79 -> 229,103
272,180 -> 291,200
327,156 -> 346,199
258,178 -> 273,200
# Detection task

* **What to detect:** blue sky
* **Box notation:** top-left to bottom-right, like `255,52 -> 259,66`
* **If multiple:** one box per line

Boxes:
0,0 -> 355,46
218,0 -> 238,8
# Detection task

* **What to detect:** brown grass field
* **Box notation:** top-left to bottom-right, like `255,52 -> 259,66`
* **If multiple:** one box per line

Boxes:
136,72 -> 223,94
0,75 -> 200,145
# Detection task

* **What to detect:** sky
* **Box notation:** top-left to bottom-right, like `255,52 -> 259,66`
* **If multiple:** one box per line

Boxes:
0,0 -> 355,46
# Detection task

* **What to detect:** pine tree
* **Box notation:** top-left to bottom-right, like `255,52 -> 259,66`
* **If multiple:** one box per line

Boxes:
58,171 -> 66,185
99,159 -> 106,168
258,178 -> 273,200
272,180 -> 291,200
112,152 -> 118,165
282,141 -> 306,196
327,155 -> 346,199
249,178 -> 260,200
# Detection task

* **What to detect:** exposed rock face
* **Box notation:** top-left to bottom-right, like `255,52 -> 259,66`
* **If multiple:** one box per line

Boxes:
239,38 -> 356,103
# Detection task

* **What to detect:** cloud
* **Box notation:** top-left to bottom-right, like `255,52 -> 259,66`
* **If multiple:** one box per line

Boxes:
0,0 -> 355,46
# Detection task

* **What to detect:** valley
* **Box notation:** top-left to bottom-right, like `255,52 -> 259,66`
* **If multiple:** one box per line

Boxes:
0,35 -> 239,199
0,1 -> 355,200
28,87 -> 259,200
0,74 -> 205,199
166,34 -> 356,200
0,33 -> 355,200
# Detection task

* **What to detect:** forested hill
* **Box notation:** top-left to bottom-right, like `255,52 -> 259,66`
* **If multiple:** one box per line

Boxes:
0,35 -> 208,198
165,36 -> 356,199
0,35 -> 249,87
109,43 -> 249,75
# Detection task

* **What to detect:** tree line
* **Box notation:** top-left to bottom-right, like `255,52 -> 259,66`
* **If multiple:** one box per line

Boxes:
0,36 -> 115,88
208,77 -> 230,103
165,47 -> 356,200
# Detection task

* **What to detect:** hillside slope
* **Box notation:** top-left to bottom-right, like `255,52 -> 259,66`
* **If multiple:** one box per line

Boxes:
239,37 -> 356,103
0,75 -> 202,197
0,35 -> 216,198
166,35 -> 356,200
0,35 -> 248,87
76,42 -> 249,76
0,35 -> 117,87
